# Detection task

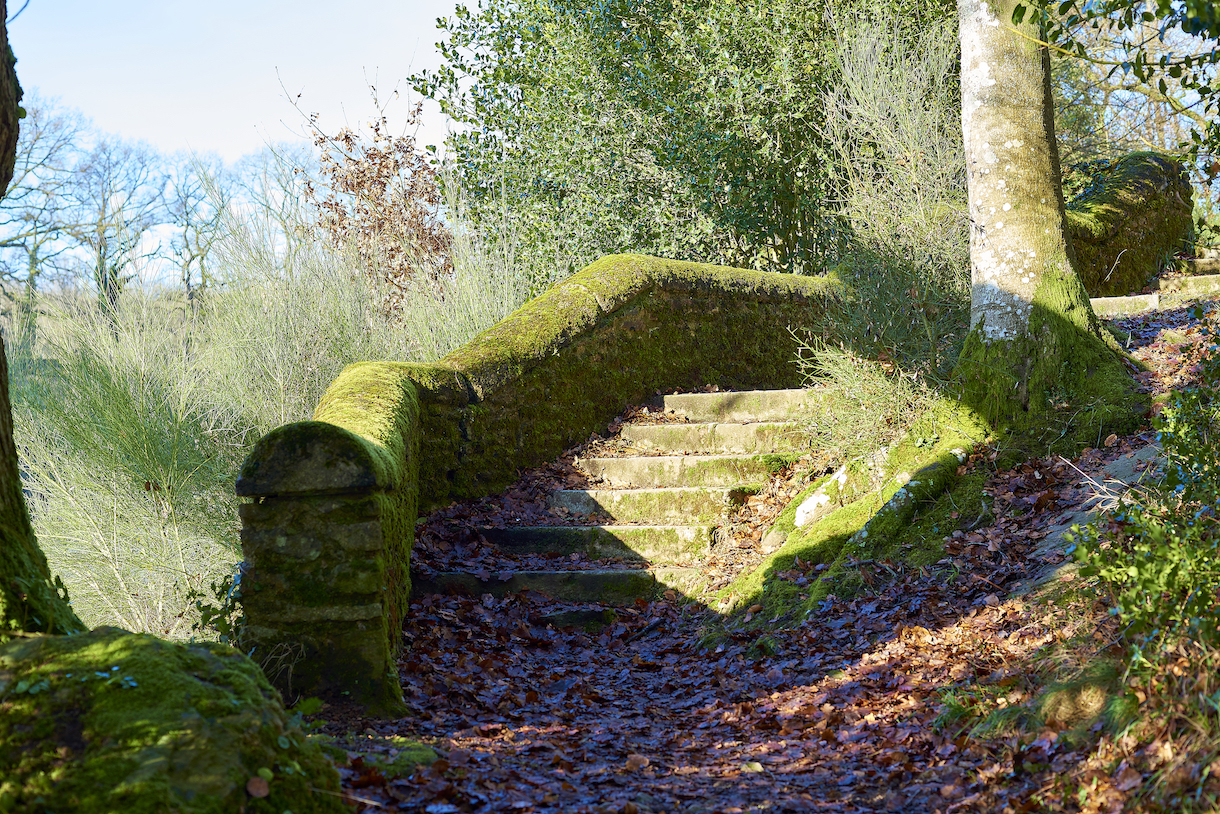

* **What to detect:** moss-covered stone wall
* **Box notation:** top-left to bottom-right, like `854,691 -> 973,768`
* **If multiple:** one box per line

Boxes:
1066,151 -> 1193,297
0,626 -> 345,813
236,369 -> 422,715
426,254 -> 841,505
236,254 -> 841,707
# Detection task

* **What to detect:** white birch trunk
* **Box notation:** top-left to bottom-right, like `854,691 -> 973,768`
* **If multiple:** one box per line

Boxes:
959,0 -> 1076,341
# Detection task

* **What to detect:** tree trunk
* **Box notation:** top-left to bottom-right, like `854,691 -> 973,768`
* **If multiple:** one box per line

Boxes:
0,0 -> 83,637
954,0 -> 1143,448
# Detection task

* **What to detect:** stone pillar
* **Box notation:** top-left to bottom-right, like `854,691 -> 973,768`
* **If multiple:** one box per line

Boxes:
236,421 -> 409,715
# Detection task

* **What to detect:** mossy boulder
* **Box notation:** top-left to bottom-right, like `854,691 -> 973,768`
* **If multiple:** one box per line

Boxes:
0,627 -> 344,813
1065,151 -> 1193,297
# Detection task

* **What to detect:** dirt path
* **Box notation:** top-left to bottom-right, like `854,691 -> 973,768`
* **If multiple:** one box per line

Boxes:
320,302 -> 1213,814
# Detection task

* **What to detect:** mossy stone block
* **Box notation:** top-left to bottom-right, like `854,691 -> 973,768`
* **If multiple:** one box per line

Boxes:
0,627 -> 344,813
1066,151 -> 1193,297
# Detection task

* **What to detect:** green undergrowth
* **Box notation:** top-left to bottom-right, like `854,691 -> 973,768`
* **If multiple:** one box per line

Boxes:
1030,301 -> 1220,808
714,398 -> 989,632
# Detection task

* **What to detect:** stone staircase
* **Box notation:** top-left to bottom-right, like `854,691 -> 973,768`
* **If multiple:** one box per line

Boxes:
1090,270 -> 1220,316
414,388 -> 820,604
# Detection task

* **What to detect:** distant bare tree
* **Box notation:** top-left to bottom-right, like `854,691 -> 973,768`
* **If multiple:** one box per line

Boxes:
0,94 -> 86,352
168,157 -> 228,312
231,145 -> 315,274
67,139 -> 166,316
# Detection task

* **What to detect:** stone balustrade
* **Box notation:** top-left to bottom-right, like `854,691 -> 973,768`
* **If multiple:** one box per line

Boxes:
236,254 -> 843,708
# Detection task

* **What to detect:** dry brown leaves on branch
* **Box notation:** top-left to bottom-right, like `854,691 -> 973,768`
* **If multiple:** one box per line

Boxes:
304,100 -> 452,317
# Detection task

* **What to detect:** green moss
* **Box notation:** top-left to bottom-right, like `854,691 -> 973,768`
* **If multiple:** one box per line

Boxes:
956,258 -> 1147,457
441,254 -> 842,398
759,453 -> 800,474
0,627 -> 343,814
310,734 -> 435,779
718,399 -> 989,627
312,361 -> 425,630
719,496 -> 878,620
423,254 -> 844,506
758,469 -> 845,549
896,471 -> 991,557
1065,151 -> 1193,297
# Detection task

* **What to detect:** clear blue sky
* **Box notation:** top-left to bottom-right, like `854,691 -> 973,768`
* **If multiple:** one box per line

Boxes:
7,0 -> 457,163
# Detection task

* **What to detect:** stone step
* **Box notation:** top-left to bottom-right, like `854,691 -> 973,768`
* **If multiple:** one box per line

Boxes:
577,454 -> 785,488
480,525 -> 712,563
413,566 -> 704,604
661,389 -> 821,423
1156,273 -> 1220,296
1090,293 -> 1159,316
619,421 -> 810,454
1173,258 -> 1220,275
549,487 -> 741,524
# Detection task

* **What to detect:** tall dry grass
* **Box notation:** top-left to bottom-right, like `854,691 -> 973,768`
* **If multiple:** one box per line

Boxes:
8,159 -> 553,637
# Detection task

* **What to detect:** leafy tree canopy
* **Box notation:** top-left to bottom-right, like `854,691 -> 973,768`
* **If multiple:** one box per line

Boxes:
412,0 -> 955,277
1016,0 -> 1219,181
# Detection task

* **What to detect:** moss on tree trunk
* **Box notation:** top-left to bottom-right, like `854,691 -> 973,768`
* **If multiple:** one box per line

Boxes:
0,1 -> 84,638
953,0 -> 1144,452
955,262 -> 1145,450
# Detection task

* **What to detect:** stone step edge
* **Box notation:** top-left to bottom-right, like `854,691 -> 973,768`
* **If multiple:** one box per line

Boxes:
411,567 -> 704,604
1091,275 -> 1220,317
477,524 -> 715,564
1090,293 -> 1160,315
622,420 -> 804,429
577,453 -> 790,489
1156,272 -> 1220,292
660,389 -> 824,422
551,486 -> 748,497
618,421 -> 812,454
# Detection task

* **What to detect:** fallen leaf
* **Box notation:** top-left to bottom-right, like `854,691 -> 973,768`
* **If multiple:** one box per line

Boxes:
625,754 -> 650,772
1115,764 -> 1143,792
